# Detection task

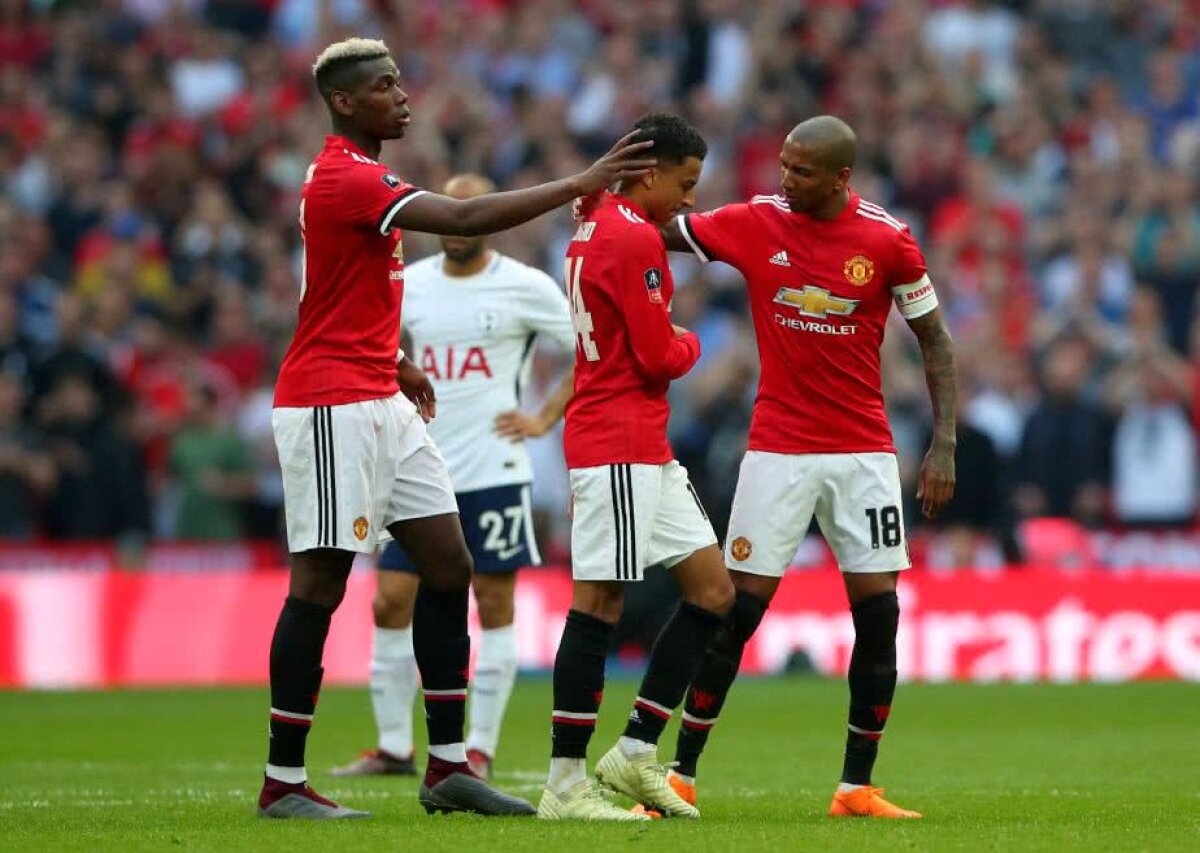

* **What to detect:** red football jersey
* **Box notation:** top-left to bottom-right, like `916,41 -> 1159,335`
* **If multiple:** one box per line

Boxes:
562,193 -> 701,468
678,191 -> 928,454
274,135 -> 426,407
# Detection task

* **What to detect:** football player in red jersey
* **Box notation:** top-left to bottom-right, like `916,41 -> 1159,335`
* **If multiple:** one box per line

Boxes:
536,114 -> 734,822
661,116 -> 957,818
258,37 -> 654,820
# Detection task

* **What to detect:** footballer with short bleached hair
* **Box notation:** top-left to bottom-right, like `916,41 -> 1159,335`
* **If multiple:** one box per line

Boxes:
256,35 -> 656,820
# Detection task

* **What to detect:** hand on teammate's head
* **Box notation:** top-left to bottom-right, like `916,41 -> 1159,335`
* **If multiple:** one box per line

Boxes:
576,131 -> 656,194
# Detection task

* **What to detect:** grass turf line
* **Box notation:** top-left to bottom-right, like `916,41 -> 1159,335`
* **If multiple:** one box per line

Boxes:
1,680 -> 1196,851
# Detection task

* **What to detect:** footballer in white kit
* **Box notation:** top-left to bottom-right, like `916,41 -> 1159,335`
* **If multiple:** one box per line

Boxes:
389,249 -> 575,571
334,174 -> 575,781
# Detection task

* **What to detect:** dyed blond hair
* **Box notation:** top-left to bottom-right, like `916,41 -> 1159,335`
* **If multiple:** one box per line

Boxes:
312,38 -> 392,99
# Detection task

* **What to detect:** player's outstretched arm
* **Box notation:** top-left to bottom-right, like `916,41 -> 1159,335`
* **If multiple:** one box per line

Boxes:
576,197 -> 696,254
908,306 -> 957,518
659,216 -> 694,253
393,134 -> 655,237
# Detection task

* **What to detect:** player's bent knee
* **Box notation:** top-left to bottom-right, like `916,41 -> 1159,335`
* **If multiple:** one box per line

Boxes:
425,563 -> 472,595
371,590 -> 414,628
288,549 -> 355,609
843,570 -> 899,606
473,576 -> 515,628
674,546 -> 735,614
730,570 -> 781,604
686,575 -> 735,615
570,581 -> 624,624
725,589 -> 769,645
416,546 -> 473,594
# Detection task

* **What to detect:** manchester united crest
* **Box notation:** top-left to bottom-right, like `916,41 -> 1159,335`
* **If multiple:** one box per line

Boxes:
843,254 -> 875,286
353,517 -> 369,541
730,536 -> 753,562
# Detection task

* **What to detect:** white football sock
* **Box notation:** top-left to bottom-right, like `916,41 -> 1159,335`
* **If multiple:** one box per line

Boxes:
428,742 -> 467,763
618,735 -> 656,758
838,782 -> 866,793
371,625 -> 418,758
265,763 -> 306,785
466,624 -> 519,757
547,757 -> 587,794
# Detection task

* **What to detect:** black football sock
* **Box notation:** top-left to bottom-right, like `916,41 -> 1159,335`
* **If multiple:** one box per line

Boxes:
267,596 -> 334,772
624,601 -> 725,746
551,610 -> 614,759
413,586 -> 469,747
674,590 -> 767,776
841,592 -> 899,785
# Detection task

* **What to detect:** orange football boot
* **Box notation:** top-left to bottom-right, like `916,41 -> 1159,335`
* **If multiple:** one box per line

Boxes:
829,786 -> 922,818
629,772 -> 694,818
667,771 -> 697,807
629,804 -> 663,819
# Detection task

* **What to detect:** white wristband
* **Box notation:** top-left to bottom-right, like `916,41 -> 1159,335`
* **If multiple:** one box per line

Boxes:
396,347 -> 407,364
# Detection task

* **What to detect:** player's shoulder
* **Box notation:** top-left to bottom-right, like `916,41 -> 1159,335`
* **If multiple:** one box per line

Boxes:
851,196 -> 912,237
402,254 -> 443,294
592,196 -> 655,234
317,142 -> 377,172
491,253 -> 564,300
317,143 -> 409,188
492,251 -> 545,280
608,207 -> 664,251
689,197 -> 766,227
747,194 -> 790,214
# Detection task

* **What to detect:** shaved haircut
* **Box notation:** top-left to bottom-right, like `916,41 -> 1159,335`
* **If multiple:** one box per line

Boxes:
443,173 -> 497,198
787,115 -> 857,172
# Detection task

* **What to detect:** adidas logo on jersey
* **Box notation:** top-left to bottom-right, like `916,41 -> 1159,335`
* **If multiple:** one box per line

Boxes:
769,250 -> 790,266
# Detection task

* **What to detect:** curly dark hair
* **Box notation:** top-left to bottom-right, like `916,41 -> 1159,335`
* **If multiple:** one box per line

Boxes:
629,112 -> 708,165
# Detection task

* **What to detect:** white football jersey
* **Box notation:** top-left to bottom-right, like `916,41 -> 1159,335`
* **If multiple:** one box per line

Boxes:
403,251 -> 575,493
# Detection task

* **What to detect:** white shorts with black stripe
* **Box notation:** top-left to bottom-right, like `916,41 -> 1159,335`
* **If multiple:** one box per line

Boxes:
568,460 -> 717,582
272,392 -> 458,554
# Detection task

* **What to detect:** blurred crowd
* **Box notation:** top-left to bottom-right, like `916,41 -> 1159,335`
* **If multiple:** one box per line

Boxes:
1,0 -> 1199,565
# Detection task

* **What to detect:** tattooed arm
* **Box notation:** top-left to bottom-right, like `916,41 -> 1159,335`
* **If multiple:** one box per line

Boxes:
907,306 -> 957,518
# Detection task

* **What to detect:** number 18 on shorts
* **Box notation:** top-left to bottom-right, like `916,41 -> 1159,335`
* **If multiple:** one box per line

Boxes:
724,451 -> 911,576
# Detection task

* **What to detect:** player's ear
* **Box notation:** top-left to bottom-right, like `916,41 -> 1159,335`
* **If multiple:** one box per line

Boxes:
330,89 -> 354,118
639,167 -> 658,190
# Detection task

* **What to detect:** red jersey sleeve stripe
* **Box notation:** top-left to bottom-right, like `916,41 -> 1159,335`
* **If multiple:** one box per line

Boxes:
677,213 -> 713,262
377,188 -> 428,234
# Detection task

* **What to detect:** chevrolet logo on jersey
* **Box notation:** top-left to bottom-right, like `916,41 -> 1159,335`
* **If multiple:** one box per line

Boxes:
773,286 -> 860,318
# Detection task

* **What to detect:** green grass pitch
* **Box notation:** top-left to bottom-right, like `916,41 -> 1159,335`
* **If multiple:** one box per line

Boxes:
2,679 -> 1196,851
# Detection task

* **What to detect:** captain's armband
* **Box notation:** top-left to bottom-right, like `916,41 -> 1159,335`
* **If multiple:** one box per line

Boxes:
892,274 -> 938,320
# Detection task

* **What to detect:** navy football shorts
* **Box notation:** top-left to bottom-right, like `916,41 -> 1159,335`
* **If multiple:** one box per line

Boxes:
378,483 -> 540,574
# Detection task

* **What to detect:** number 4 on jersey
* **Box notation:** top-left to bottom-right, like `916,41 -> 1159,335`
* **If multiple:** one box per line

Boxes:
564,256 -> 599,362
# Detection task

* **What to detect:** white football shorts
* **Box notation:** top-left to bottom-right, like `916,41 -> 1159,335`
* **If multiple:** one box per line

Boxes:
725,450 -> 910,576
569,460 -> 717,582
272,392 -> 458,554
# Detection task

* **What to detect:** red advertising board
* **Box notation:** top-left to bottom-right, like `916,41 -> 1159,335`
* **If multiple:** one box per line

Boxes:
1,567 -> 1197,688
